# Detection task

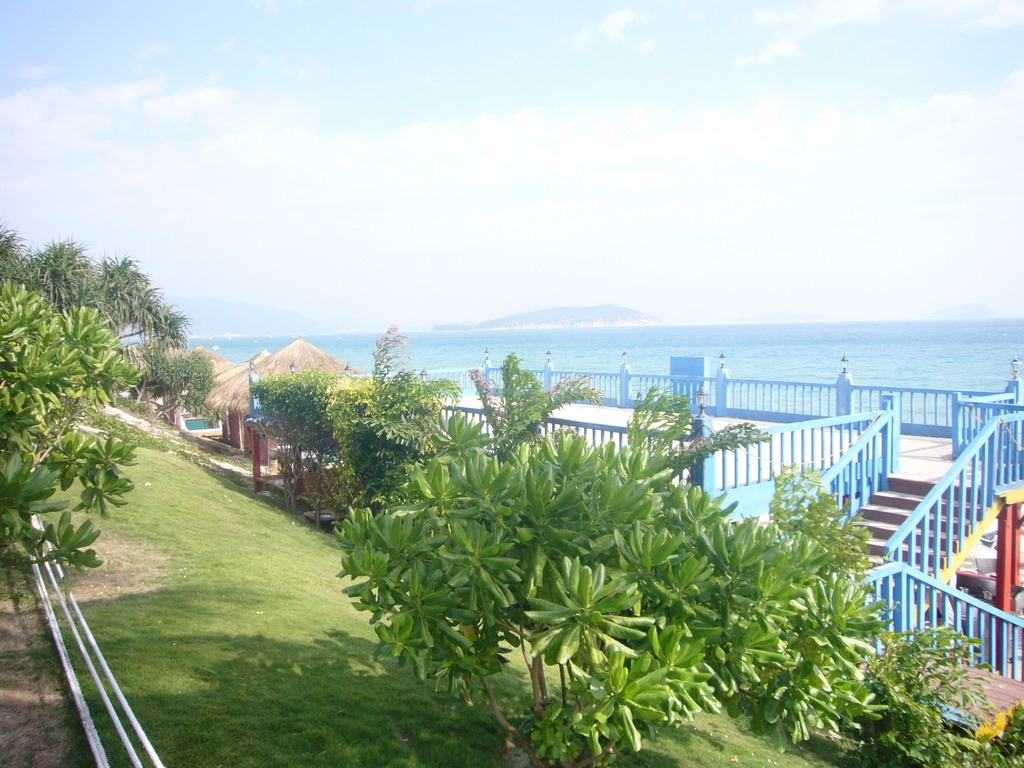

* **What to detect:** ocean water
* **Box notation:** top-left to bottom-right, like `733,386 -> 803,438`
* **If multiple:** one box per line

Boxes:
193,318 -> 1024,394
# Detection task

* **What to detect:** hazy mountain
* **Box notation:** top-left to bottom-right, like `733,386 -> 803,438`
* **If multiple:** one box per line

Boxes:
170,296 -> 354,337
929,303 -> 999,320
440,304 -> 661,331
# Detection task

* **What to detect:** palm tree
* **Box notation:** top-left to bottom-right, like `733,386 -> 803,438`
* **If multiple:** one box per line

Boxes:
1,225 -> 191,353
24,240 -> 98,314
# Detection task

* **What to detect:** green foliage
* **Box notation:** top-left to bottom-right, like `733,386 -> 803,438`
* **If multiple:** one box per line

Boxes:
250,369 -> 339,514
338,426 -> 885,767
0,281 -> 138,570
328,327 -> 458,511
627,388 -> 770,481
853,627 -> 991,768
0,223 -> 189,349
770,468 -> 873,577
140,346 -> 216,422
470,353 -> 601,458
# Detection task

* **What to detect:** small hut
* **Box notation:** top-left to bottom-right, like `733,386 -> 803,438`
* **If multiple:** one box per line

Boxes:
193,345 -> 236,377
204,340 -> 360,451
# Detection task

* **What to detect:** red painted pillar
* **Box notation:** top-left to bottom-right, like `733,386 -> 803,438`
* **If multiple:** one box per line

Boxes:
250,427 -> 263,490
995,502 -> 1022,613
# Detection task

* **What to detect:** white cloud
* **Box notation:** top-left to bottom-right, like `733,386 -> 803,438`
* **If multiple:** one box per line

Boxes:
214,39 -> 237,54
734,39 -> 803,68
136,43 -> 170,59
597,8 -> 648,42
752,0 -> 1024,37
571,26 -> 594,51
900,0 -> 1024,27
13,64 -> 62,80
1,68 -> 1022,325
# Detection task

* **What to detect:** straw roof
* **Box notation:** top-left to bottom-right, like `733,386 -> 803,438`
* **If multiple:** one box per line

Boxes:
204,339 -> 361,415
192,345 -> 235,376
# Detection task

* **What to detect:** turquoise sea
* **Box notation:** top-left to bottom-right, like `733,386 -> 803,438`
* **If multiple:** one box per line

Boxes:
193,318 -> 1024,394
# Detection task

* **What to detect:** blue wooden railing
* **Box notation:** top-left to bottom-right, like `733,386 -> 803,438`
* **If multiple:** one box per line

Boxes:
884,413 -> 1024,580
820,399 -> 900,519
444,406 -> 633,450
708,410 -> 891,518
866,561 -> 1024,681
431,358 -> 1024,439
953,393 -> 1024,456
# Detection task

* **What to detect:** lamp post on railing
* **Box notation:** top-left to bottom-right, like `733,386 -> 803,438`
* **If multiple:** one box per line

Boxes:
836,354 -> 854,416
690,384 -> 715,492
1007,357 -> 1024,404
543,350 -> 554,390
695,384 -> 708,418
483,349 -> 492,382
420,369 -> 429,383
619,351 -> 631,407
715,352 -> 730,417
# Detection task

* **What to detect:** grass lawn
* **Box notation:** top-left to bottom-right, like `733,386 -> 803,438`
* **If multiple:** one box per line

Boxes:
58,446 -> 856,768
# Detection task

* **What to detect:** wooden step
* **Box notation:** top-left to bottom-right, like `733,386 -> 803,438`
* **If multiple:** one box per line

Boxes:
859,503 -> 912,526
887,476 -> 937,497
868,490 -> 925,511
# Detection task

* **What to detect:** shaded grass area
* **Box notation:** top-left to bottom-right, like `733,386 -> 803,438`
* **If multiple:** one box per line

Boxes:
1,568 -> 94,768
63,447 -> 855,768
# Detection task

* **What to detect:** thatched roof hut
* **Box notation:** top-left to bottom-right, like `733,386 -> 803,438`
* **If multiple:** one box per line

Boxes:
193,345 -> 235,376
204,339 -> 360,416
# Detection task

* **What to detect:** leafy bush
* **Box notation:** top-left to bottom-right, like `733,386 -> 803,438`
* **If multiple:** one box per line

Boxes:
139,346 -> 216,422
770,468 -> 873,577
339,425 -> 885,767
470,353 -> 601,458
328,327 -> 457,511
0,281 -> 138,570
250,369 -> 339,514
853,626 -> 990,767
627,387 -> 770,482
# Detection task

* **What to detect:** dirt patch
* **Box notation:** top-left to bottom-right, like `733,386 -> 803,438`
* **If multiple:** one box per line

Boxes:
0,570 -> 80,768
65,526 -> 170,604
0,530 -> 170,768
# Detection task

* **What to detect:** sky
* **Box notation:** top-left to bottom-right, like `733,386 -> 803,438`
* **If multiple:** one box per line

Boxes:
1,1 -> 1022,330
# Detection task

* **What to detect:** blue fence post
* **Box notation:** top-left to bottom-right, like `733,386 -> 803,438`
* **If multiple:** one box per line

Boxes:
951,392 -> 963,456
715,356 -> 730,417
836,356 -> 854,417
619,351 -> 631,408
691,414 -> 717,492
482,349 -> 492,383
881,394 -> 901,477
1007,372 -> 1024,405
543,350 -> 554,390
892,567 -> 909,633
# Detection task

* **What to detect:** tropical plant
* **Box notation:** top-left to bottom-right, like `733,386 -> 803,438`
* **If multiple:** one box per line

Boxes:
627,387 -> 770,483
0,224 -> 190,351
250,369 -> 339,515
328,326 -> 458,511
770,468 -> 873,577
469,353 -> 601,459
0,281 -> 138,570
853,626 -> 991,768
338,424 -> 885,768
139,346 -> 217,424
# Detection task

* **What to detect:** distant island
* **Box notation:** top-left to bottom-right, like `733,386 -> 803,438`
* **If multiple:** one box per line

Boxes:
436,304 -> 662,331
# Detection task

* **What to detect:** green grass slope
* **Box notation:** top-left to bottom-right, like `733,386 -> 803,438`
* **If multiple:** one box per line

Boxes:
65,447 -> 852,768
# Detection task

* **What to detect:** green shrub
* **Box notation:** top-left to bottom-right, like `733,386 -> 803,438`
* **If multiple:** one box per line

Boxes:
770,468 -> 872,578
339,426 -> 885,768
328,327 -> 457,511
853,626 -> 990,767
